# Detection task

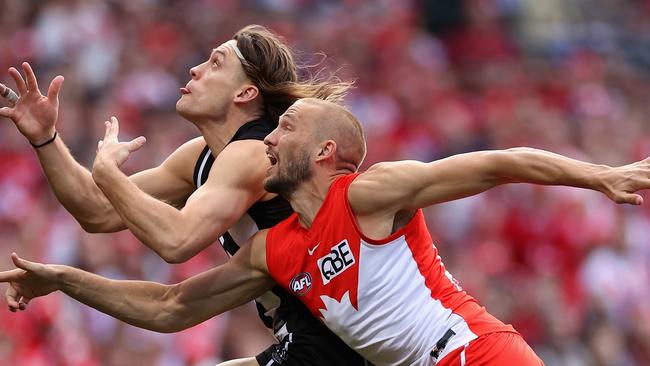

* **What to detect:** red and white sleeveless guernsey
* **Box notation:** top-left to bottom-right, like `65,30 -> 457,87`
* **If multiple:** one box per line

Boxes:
266,173 -> 516,365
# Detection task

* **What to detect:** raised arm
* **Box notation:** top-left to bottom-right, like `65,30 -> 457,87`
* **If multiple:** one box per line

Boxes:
350,147 -> 650,216
0,230 -> 273,333
0,63 -> 199,233
92,117 -> 270,263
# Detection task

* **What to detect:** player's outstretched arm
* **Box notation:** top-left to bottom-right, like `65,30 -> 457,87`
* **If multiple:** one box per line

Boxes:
0,63 -> 199,233
92,117 -> 269,263
0,231 -> 273,333
0,63 -> 109,228
350,147 -> 650,215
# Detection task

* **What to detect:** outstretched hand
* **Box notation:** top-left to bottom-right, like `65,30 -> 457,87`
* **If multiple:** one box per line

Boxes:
602,157 -> 650,205
0,62 -> 63,146
0,253 -> 61,312
93,116 -> 146,173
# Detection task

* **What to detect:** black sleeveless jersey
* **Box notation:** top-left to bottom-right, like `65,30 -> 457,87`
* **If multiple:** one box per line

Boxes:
193,117 -> 368,365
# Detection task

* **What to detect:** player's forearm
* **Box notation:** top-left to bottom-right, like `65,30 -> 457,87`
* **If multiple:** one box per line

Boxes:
34,137 -> 125,231
93,164 -> 208,263
490,148 -> 609,190
59,265 -> 182,333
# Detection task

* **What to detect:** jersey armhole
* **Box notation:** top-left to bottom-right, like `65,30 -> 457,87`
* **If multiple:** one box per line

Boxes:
193,145 -> 211,188
343,173 -> 425,245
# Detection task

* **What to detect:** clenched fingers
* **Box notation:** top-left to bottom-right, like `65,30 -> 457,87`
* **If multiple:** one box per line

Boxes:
5,284 -> 22,312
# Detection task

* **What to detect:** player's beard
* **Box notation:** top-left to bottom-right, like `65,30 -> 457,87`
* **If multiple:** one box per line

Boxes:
264,147 -> 313,198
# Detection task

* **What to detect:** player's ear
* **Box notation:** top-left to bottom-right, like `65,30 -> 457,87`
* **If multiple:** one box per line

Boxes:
234,84 -> 259,104
315,140 -> 336,162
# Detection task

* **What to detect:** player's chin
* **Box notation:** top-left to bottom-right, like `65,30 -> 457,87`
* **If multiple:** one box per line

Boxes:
175,98 -> 185,112
176,100 -> 196,119
263,175 -> 280,194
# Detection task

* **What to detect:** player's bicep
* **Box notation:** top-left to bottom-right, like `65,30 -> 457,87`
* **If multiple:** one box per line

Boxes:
410,152 -> 505,207
350,154 -> 498,213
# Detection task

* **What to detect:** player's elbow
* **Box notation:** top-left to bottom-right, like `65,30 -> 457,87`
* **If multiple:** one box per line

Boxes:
151,287 -> 193,333
158,238 -> 198,264
158,247 -> 190,264
160,251 -> 190,264
77,217 -> 121,233
479,150 -> 524,185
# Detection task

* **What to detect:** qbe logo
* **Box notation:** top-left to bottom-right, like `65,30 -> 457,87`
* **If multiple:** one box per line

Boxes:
317,240 -> 355,285
290,272 -> 313,296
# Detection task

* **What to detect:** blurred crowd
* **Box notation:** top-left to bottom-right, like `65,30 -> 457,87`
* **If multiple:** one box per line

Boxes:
1,0 -> 650,365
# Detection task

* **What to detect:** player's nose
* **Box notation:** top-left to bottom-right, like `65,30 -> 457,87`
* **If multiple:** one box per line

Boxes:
264,129 -> 278,146
189,65 -> 199,79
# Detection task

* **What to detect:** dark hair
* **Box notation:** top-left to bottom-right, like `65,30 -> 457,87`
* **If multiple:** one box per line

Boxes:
233,25 -> 353,123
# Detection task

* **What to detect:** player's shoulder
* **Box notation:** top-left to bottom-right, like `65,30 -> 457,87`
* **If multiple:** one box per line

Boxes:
221,138 -> 267,158
153,136 -> 206,183
208,139 -> 268,172
200,139 -> 269,191
348,161 -> 422,216
348,162 -> 396,192
165,136 -> 207,164
352,161 -> 423,189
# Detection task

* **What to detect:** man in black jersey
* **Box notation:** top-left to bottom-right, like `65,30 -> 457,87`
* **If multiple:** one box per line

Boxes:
0,25 -> 365,366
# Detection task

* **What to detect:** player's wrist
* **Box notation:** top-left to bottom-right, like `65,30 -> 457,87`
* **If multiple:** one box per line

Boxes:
29,130 -> 58,148
54,265 -> 77,292
91,158 -> 119,185
592,164 -> 615,196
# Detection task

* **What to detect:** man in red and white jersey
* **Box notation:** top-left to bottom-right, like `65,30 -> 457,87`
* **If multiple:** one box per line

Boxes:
3,98 -> 650,365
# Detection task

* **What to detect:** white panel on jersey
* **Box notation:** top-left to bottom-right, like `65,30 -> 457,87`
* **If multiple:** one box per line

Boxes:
319,236 -> 477,366
227,213 -> 259,249
223,214 -> 282,324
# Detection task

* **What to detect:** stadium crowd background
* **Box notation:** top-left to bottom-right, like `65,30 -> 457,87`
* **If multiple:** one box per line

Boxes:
1,0 -> 650,365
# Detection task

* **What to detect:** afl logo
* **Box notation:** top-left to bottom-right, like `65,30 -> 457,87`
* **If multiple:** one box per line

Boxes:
290,272 -> 313,296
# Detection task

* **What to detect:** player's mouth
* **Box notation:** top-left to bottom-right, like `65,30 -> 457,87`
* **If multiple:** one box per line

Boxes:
266,150 -> 278,171
180,85 -> 191,95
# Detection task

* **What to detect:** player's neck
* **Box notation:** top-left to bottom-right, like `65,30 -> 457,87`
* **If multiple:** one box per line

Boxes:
196,107 -> 262,153
290,172 -> 344,229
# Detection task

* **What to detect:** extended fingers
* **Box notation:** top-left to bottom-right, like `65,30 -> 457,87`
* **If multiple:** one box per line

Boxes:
0,268 -> 25,283
11,252 -> 38,272
104,116 -> 120,140
103,120 -> 111,140
21,62 -> 41,94
8,67 -> 27,95
47,75 -> 64,101
127,136 -> 146,152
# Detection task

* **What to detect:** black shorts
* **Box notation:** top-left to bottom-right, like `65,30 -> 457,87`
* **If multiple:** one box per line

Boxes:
255,333 -> 370,366
254,301 -> 368,366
